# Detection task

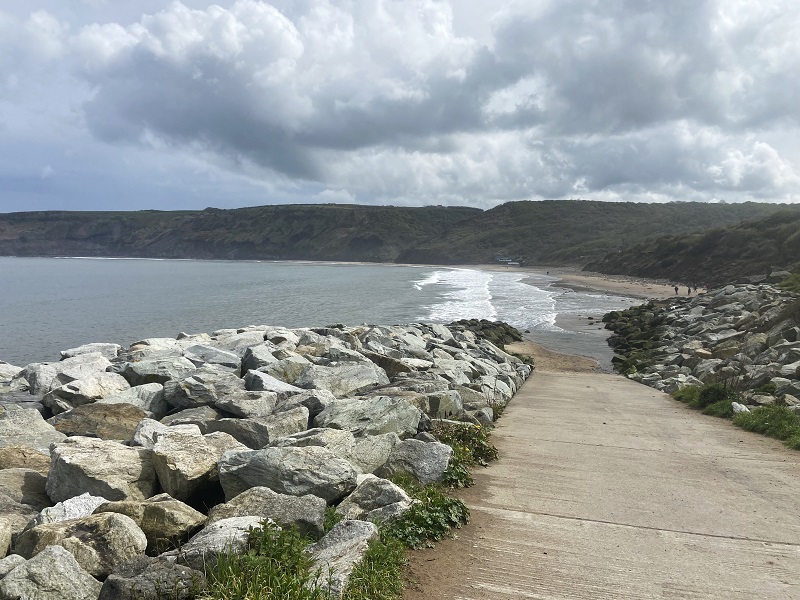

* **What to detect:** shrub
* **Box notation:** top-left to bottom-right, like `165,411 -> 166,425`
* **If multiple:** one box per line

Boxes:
733,405 -> 800,449
431,422 -> 499,466
672,385 -> 700,407
386,475 -> 470,549
701,399 -> 734,418
342,534 -> 407,600
697,383 -> 739,409
199,522 -> 329,600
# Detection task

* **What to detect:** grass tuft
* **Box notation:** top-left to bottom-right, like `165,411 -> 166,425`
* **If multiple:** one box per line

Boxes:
342,534 -> 407,600
733,405 -> 800,449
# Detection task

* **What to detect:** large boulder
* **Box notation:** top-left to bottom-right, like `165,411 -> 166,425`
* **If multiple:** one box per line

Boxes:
0,405 -> 66,453
313,395 -> 422,438
22,492 -> 107,533
47,437 -> 158,502
0,545 -> 102,600
294,363 -> 390,397
182,344 -> 240,369
274,388 -> 335,419
206,407 -> 309,449
0,468 -> 50,512
376,439 -> 452,485
258,355 -> 312,384
130,419 -> 202,449
218,446 -> 358,504
99,556 -> 206,600
20,353 -> 112,395
114,357 -> 197,387
61,342 -> 122,361
272,429 -> 398,474
213,390 -> 277,419
308,520 -> 379,598
173,515 -> 262,571
42,371 -> 131,415
335,474 -> 413,523
162,365 -> 246,411
207,486 -> 326,539
241,343 -> 279,372
243,371 -> 304,399
14,512 -> 148,578
0,445 -> 50,476
47,403 -> 148,440
95,383 -> 168,419
152,430 -> 218,501
95,494 -> 206,553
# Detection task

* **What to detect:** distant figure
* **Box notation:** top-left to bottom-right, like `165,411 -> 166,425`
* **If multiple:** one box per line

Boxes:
674,286 -> 679,295
687,287 -> 691,295
693,286 -> 698,293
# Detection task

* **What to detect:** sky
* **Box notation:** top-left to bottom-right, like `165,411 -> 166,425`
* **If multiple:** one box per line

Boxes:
1,0 -> 799,212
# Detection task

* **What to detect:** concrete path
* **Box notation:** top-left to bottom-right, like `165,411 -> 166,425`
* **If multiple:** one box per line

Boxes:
405,372 -> 800,599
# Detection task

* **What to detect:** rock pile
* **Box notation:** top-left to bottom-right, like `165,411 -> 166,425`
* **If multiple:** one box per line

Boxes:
604,283 -> 800,408
0,322 -> 531,599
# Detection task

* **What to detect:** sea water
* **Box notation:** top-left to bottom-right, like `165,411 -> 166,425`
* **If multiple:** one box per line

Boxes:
0,257 -> 638,366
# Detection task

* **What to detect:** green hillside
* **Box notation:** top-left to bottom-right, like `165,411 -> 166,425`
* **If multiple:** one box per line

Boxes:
585,209 -> 800,286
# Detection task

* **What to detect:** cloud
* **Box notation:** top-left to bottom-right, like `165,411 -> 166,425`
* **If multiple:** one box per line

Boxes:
0,0 -> 799,211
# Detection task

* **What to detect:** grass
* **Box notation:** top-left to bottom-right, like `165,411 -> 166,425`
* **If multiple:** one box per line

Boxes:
673,382 -> 739,419
199,522 -> 329,600
341,534 -> 407,599
431,421 -> 500,488
733,405 -> 800,450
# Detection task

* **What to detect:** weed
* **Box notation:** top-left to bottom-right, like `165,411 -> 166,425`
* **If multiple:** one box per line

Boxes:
733,405 -> 800,450
441,445 -> 474,489
199,522 -> 329,600
341,534 -> 406,600
701,399 -> 734,418
323,506 -> 343,533
386,475 -> 470,549
431,421 -> 499,466
672,385 -> 700,407
697,382 -> 739,409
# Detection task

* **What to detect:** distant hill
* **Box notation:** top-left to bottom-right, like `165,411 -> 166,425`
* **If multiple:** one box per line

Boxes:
0,201 -> 796,282
585,208 -> 800,286
395,200 -> 794,265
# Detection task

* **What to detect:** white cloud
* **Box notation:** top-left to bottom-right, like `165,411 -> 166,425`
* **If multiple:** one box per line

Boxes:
0,0 -> 798,211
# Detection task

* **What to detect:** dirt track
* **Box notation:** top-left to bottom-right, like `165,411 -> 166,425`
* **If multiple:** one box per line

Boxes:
404,363 -> 800,599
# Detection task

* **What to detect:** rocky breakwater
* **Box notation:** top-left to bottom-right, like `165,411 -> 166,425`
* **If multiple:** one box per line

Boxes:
603,283 -> 800,408
0,322 -> 531,599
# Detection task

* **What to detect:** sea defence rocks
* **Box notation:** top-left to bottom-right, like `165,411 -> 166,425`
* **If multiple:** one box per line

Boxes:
0,321 -> 531,596
604,283 -> 800,407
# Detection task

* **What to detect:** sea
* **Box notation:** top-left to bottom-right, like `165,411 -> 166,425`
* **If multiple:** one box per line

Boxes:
0,257 -> 640,367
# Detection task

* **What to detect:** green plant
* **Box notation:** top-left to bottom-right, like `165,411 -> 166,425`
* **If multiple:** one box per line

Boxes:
701,399 -> 734,418
733,405 -> 800,449
199,522 -> 329,600
441,445 -> 474,489
341,534 -> 407,600
431,422 -> 499,466
672,385 -> 700,407
697,382 -> 739,409
324,506 -> 343,533
754,382 -> 778,395
386,475 -> 470,549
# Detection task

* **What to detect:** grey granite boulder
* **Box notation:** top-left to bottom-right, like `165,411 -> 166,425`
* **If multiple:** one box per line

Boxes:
61,342 -> 122,361
99,556 -> 206,600
244,370 -> 304,399
205,407 -> 309,450
95,493 -> 206,553
207,486 -> 326,539
47,402 -> 148,440
131,419 -> 202,449
182,344 -> 240,369
173,515 -> 262,571
0,545 -> 102,600
14,512 -> 147,578
423,390 -> 464,419
335,474 -> 413,523
95,383 -> 168,419
0,554 -> 25,578
152,429 -> 218,500
313,395 -> 422,438
0,468 -> 50,512
350,433 -> 401,474
308,520 -> 378,598
47,437 -> 158,502
259,355 -> 312,384
377,439 -> 452,485
21,352 -> 112,395
159,406 -> 224,432
214,390 -> 278,419
23,492 -> 107,533
241,343 -> 279,372
294,362 -> 390,397
274,388 -> 335,419
0,404 -> 66,452
43,371 -> 131,414
162,364 -> 246,411
115,356 -> 197,387
219,446 -> 358,503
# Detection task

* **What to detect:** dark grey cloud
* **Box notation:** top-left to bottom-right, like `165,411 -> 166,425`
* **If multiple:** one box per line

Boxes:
0,0 -> 798,212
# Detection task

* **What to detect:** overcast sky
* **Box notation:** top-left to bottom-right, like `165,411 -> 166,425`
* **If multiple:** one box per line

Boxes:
1,0 -> 798,212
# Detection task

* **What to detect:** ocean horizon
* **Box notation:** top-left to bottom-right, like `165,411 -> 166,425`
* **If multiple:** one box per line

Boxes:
0,257 -> 638,367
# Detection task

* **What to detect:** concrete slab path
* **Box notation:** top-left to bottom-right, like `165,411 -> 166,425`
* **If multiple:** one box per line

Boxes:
404,372 -> 800,599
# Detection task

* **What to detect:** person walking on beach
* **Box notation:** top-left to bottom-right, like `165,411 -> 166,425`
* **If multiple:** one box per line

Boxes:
687,287 -> 691,295
674,286 -> 679,295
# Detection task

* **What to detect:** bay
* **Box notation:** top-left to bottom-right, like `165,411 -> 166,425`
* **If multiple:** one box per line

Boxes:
0,257 -> 638,366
